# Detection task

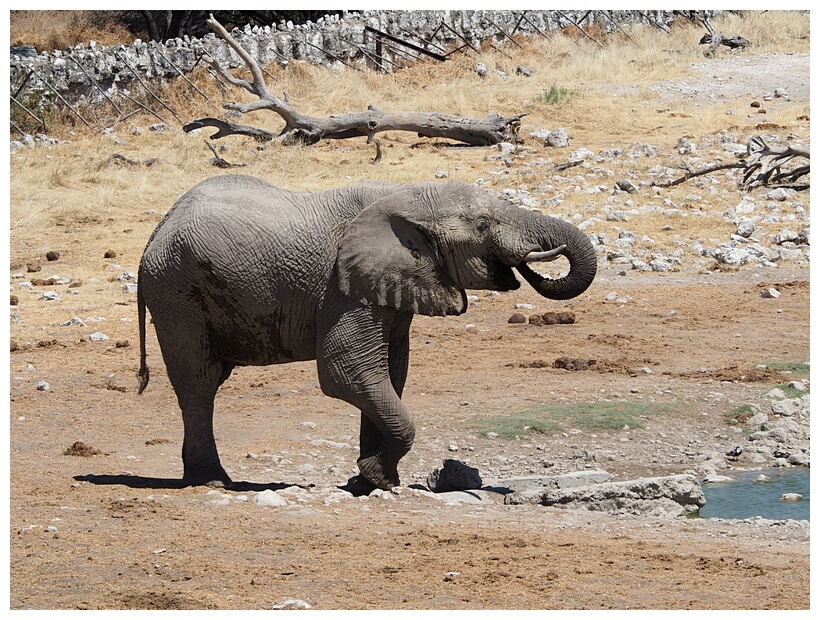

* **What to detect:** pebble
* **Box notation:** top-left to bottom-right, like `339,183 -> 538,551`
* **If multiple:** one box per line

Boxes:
272,599 -> 312,610
253,490 -> 288,507
36,381 -> 50,391
89,332 -> 109,342
42,291 -> 60,301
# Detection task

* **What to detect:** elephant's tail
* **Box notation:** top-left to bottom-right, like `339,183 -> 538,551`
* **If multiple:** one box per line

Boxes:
137,270 -> 149,395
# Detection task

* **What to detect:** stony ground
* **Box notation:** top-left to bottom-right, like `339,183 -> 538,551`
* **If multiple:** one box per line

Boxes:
8,51 -> 810,610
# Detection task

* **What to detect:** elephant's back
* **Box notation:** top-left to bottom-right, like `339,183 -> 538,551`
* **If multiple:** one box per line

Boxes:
175,174 -> 304,220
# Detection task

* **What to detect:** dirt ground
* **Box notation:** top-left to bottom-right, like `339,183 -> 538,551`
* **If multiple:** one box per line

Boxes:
8,52 -> 810,609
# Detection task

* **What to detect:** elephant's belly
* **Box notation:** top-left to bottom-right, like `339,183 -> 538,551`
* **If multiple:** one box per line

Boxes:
211,309 -> 318,367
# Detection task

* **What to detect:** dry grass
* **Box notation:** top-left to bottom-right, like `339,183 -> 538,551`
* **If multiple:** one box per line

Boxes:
10,10 -> 136,51
9,11 -> 809,270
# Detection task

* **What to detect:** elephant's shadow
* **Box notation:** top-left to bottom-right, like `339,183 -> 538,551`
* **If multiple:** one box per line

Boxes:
73,473 -> 378,496
73,473 -> 301,493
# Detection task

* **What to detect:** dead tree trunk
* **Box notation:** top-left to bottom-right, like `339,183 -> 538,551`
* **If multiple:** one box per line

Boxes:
694,12 -> 751,56
185,15 -> 526,147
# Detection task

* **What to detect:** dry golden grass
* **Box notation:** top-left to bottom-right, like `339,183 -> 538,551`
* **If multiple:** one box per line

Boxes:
9,11 -> 809,270
10,10 -> 136,51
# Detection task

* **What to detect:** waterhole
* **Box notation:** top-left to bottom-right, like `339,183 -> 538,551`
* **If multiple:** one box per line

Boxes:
700,468 -> 809,521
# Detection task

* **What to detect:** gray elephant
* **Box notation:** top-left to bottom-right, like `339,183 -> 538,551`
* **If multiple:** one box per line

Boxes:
137,174 -> 597,491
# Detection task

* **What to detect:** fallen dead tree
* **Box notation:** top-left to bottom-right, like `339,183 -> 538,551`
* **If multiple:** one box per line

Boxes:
690,11 -> 751,56
659,135 -> 809,190
183,15 -> 526,147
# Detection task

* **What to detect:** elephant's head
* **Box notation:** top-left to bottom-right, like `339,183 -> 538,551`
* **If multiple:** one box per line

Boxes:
337,181 -> 597,316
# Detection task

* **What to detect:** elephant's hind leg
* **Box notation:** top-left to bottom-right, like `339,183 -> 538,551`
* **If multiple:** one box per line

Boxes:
157,325 -> 234,487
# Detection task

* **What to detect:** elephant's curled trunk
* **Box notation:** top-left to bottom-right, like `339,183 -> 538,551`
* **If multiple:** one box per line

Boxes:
515,217 -> 597,300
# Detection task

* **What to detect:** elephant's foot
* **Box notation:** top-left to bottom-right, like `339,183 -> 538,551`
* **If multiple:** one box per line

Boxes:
357,454 -> 400,490
183,460 -> 232,488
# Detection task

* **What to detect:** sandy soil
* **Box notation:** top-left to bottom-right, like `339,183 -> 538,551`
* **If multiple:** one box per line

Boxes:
8,52 -> 810,609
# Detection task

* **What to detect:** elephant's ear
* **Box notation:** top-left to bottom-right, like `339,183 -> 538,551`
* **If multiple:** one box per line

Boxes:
336,190 -> 466,316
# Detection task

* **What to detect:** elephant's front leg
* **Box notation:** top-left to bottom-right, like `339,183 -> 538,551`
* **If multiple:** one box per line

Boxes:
317,301 -> 415,490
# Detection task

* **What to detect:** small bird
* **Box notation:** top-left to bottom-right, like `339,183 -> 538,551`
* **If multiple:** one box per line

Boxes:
726,446 -> 743,459
773,450 -> 790,459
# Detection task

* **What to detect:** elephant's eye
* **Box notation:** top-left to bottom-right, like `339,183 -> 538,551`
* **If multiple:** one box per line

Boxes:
476,216 -> 491,234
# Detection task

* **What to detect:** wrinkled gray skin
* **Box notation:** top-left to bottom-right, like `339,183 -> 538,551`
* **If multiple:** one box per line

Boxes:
138,175 -> 597,491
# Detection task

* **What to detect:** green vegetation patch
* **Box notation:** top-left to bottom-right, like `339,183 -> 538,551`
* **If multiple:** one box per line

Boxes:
772,383 -> 810,398
471,400 -> 671,439
536,85 -> 581,106
759,361 -> 810,379
724,404 -> 757,426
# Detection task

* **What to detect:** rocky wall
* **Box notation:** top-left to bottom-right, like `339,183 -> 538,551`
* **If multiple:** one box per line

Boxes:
10,10 -> 691,99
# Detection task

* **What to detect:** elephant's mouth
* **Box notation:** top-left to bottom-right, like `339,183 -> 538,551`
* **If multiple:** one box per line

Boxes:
490,245 -> 568,291
493,263 -> 521,290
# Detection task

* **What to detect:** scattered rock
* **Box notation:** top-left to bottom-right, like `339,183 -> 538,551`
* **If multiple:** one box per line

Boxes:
104,249 -> 117,259
772,229 -> 799,245
89,332 -> 109,342
46,251 -> 60,261
427,459 -> 482,493
36,380 -> 51,391
10,294 -> 19,306
26,262 -> 41,273
253,490 -> 289,507
761,287 -> 780,299
615,179 -> 639,194
545,128 -> 570,148
780,493 -> 803,502
272,599 -> 312,610
787,381 -> 807,392
735,218 -> 756,238
505,474 -> 706,517
507,313 -> 527,324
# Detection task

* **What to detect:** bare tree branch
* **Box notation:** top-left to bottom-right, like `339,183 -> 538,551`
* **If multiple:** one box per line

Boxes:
742,135 -> 810,189
658,136 -> 809,190
189,15 -> 527,147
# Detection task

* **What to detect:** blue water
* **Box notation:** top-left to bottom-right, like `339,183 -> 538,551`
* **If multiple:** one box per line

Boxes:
699,468 -> 810,520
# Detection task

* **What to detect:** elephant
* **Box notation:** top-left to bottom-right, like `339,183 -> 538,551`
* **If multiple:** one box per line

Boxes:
137,174 -> 597,491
